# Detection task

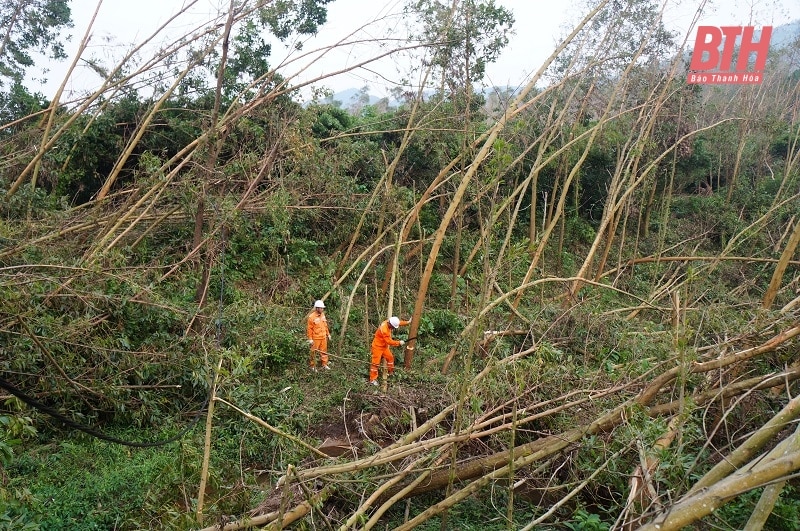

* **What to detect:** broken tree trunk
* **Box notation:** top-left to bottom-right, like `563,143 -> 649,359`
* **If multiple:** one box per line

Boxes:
639,450 -> 800,531
196,486 -> 333,531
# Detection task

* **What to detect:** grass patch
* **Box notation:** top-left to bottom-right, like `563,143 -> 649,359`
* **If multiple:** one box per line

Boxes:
7,429 -> 199,530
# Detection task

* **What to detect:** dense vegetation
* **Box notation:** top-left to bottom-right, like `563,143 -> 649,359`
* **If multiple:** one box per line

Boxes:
1,0 -> 800,529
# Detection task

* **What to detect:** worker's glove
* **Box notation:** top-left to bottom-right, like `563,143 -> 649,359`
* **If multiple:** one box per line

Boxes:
307,339 -> 314,345
399,340 -> 405,346
328,334 -> 332,340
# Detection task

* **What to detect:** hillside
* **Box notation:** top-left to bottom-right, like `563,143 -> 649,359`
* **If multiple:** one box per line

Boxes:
1,2 -> 800,530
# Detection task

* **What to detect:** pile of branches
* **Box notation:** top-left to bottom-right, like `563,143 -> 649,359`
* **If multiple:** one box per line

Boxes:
198,314 -> 800,530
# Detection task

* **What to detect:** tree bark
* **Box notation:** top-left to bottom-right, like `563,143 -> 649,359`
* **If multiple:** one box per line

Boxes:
762,218 -> 800,309
640,451 -> 800,531
743,421 -> 800,530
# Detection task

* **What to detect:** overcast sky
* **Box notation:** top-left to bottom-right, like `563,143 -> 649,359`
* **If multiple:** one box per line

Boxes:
26,0 -> 800,101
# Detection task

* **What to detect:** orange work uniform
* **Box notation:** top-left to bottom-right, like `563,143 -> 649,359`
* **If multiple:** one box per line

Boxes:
307,310 -> 330,368
369,319 -> 410,382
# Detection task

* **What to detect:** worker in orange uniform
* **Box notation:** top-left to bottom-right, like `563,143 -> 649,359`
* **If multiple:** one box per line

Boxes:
369,316 -> 410,386
306,300 -> 332,371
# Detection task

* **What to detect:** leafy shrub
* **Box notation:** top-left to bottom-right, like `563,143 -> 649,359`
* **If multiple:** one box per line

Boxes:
566,216 -> 597,245
565,508 -> 610,531
417,308 -> 462,339
0,184 -> 66,220
710,484 -> 800,530
223,301 -> 305,369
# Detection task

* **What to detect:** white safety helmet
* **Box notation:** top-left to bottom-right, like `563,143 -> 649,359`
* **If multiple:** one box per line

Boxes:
314,300 -> 325,308
389,316 -> 400,328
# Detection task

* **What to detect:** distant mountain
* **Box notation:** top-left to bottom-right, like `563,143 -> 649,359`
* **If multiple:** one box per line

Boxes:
320,20 -> 800,114
319,86 -> 510,114
323,88 -> 381,106
320,88 -> 399,111
771,19 -> 800,48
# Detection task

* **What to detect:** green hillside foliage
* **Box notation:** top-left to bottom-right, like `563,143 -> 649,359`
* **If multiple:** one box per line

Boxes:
2,1 -> 800,529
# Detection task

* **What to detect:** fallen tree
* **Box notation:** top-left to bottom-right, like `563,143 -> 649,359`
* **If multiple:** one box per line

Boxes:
208,321 -> 800,530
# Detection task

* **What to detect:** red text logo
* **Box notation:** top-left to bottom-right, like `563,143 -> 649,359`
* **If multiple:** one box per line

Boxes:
687,26 -> 771,85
